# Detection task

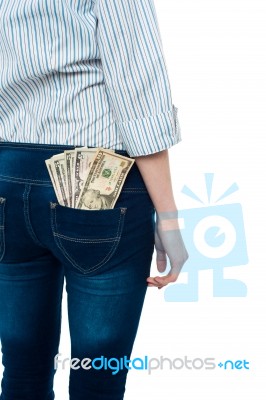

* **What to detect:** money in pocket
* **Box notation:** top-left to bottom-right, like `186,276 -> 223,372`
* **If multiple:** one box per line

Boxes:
45,147 -> 134,210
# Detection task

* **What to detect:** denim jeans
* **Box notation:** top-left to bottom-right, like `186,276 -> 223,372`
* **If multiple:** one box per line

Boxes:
0,142 -> 155,400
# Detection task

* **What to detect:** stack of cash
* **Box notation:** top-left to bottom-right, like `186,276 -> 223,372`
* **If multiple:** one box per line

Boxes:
45,147 -> 134,210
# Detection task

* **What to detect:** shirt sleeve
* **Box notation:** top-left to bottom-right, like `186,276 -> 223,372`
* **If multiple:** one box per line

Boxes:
93,0 -> 182,157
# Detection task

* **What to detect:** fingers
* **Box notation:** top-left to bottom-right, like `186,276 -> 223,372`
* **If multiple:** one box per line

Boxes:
147,272 -> 178,289
156,249 -> 167,273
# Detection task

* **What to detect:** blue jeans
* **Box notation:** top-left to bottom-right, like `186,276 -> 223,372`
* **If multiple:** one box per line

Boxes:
0,142 -> 155,400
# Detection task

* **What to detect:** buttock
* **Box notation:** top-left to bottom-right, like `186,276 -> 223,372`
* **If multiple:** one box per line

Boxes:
0,142 -> 155,277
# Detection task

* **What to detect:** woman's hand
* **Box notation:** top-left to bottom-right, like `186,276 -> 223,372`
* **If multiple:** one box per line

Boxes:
147,210 -> 189,289
134,150 -> 189,289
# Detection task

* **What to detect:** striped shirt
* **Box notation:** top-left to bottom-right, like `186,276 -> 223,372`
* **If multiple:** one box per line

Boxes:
0,0 -> 181,157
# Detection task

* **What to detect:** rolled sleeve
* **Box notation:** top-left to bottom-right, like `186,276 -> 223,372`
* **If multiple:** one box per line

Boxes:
117,104 -> 181,157
93,0 -> 182,157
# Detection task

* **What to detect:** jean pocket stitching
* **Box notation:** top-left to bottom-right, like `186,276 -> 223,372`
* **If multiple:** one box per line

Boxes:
57,236 -> 121,274
0,197 -> 6,262
83,208 -> 126,274
53,232 -> 120,243
50,204 -> 126,274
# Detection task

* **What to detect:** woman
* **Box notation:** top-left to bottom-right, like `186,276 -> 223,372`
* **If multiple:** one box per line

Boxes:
0,1 -> 188,399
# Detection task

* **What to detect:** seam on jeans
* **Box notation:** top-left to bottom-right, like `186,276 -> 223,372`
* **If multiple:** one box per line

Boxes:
0,197 -> 6,262
53,232 -> 120,243
79,207 -> 126,274
0,175 -> 52,186
23,184 -> 46,248
52,204 -> 123,272
0,177 -> 147,191
50,205 -> 126,274
0,174 -> 48,183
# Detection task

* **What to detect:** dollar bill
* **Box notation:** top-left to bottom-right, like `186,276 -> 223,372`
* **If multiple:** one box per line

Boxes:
76,149 -> 134,210
64,149 -> 75,208
72,147 -> 97,208
72,147 -> 115,207
50,153 -> 69,206
45,159 -> 64,205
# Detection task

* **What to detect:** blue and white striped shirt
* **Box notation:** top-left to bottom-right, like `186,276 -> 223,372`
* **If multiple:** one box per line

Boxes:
0,0 -> 181,157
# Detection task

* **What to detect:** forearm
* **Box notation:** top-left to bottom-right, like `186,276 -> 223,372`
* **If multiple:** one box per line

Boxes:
134,150 -> 177,213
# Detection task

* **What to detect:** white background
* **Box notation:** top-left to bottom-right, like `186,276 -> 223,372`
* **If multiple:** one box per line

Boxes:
123,1 -> 266,399
54,1 -> 266,398
54,0 -> 266,398
1,0 -> 265,399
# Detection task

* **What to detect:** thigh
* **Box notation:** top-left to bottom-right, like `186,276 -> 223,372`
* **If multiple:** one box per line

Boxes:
0,255 -> 64,400
0,253 -> 64,354
0,180 -> 64,348
0,180 -> 64,399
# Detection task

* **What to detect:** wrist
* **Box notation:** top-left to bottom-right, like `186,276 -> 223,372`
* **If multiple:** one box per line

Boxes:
154,200 -> 177,214
156,209 -> 180,230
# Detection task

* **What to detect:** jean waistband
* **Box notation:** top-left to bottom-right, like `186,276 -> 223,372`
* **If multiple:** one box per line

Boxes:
0,141 -> 146,190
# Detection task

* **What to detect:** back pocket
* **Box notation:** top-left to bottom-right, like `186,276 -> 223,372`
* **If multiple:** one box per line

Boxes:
0,197 -> 6,262
50,202 -> 127,274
